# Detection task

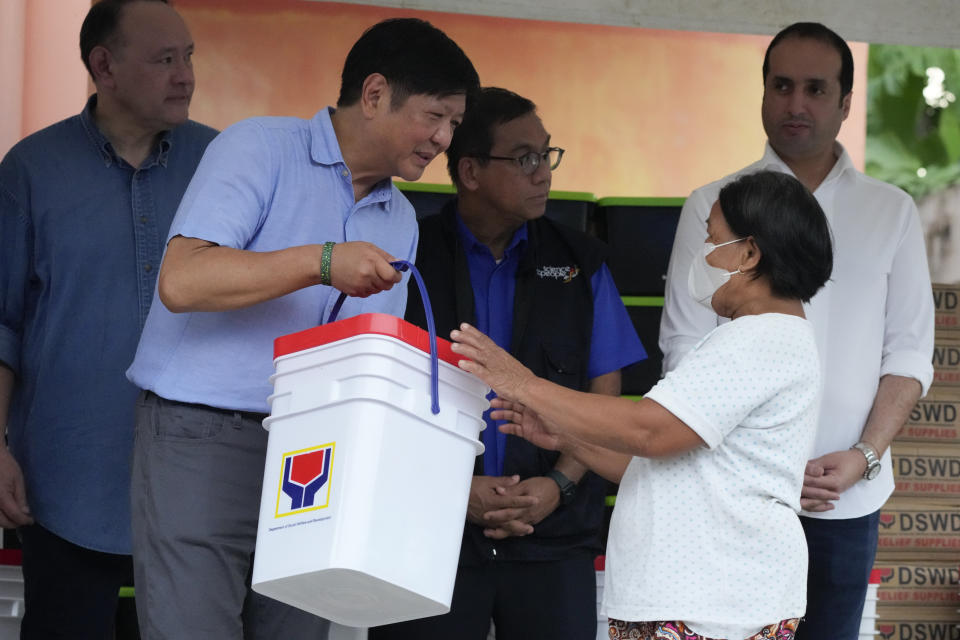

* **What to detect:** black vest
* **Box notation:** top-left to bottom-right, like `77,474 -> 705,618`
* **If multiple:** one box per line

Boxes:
406,200 -> 610,563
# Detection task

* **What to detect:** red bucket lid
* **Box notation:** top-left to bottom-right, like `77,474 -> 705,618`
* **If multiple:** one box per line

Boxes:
274,313 -> 461,367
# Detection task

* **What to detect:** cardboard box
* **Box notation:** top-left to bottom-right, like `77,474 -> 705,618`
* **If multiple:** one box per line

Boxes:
900,390 -> 960,445
874,606 -> 960,640
933,335 -> 960,386
933,283 -> 960,334
872,559 -> 959,606
892,443 -> 960,499
877,498 -> 960,558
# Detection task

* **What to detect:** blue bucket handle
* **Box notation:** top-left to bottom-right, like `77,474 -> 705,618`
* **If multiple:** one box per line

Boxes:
326,260 -> 441,415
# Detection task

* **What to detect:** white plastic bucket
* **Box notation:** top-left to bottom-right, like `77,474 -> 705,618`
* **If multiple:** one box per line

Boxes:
251,310 -> 489,627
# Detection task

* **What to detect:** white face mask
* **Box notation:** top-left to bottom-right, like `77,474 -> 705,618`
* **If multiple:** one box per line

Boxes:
687,238 -> 745,311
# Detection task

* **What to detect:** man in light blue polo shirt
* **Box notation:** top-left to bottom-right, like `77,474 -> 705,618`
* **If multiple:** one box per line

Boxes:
126,18 -> 478,639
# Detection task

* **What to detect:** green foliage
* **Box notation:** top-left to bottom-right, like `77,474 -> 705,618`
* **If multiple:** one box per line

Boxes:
866,44 -> 960,198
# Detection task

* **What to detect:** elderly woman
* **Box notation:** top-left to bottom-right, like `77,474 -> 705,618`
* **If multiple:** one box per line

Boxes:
450,170 -> 833,640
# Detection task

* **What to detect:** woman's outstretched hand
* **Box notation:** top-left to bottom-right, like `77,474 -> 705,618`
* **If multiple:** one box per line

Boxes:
491,398 -> 563,452
450,323 -> 535,403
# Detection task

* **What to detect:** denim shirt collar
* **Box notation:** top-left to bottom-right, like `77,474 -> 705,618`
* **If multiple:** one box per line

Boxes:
80,94 -> 173,170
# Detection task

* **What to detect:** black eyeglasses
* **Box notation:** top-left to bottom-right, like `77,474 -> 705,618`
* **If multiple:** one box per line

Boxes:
478,147 -> 565,175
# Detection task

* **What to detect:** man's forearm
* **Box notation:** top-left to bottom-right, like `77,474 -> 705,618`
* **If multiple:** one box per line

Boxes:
859,374 -> 923,457
158,237 -> 324,313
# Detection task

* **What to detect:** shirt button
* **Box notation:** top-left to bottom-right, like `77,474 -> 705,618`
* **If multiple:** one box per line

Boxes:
140,216 -> 148,224
144,264 -> 153,272
341,169 -> 349,177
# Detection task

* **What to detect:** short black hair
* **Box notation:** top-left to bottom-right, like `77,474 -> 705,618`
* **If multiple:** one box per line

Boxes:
762,22 -> 854,100
80,0 -> 169,77
718,170 -> 833,302
445,87 -> 537,186
337,18 -> 479,110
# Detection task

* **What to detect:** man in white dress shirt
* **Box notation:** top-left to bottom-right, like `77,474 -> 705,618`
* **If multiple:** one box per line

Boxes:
659,22 -> 934,639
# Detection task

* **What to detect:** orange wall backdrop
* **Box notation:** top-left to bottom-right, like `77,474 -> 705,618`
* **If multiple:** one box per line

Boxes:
179,0 -> 867,198
5,0 -> 867,199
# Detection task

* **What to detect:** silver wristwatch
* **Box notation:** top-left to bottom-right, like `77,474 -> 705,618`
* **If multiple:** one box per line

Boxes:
851,442 -> 881,481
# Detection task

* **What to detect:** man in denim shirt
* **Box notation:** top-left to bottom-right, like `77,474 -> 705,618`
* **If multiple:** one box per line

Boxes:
0,1 -> 216,637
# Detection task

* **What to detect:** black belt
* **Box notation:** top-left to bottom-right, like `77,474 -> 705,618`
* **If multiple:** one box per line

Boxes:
144,390 -> 268,422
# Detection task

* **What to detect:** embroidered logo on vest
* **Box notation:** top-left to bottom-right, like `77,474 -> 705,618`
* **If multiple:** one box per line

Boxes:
536,265 -> 580,283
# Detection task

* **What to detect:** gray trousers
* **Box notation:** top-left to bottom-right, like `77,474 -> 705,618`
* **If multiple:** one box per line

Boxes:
131,391 -> 330,640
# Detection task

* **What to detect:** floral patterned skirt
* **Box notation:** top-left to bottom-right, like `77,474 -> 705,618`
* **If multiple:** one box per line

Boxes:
608,618 -> 800,640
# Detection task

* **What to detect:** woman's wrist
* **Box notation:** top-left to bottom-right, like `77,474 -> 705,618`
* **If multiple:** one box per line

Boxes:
512,367 -> 540,406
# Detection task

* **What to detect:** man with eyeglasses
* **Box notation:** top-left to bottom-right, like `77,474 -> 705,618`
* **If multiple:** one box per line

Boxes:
371,87 -> 645,639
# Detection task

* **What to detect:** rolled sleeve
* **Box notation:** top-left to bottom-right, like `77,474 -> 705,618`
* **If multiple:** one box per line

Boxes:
880,202 -> 935,395
880,351 -> 934,393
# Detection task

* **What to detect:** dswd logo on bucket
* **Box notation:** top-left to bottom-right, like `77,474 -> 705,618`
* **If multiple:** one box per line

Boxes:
275,443 -> 335,518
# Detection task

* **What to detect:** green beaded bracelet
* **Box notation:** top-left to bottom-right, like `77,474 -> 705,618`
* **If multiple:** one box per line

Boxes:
320,241 -> 335,286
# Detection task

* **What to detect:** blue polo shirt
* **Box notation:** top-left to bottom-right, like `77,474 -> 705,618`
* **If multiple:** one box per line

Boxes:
127,108 -> 418,413
455,213 -> 646,476
0,95 -> 217,553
